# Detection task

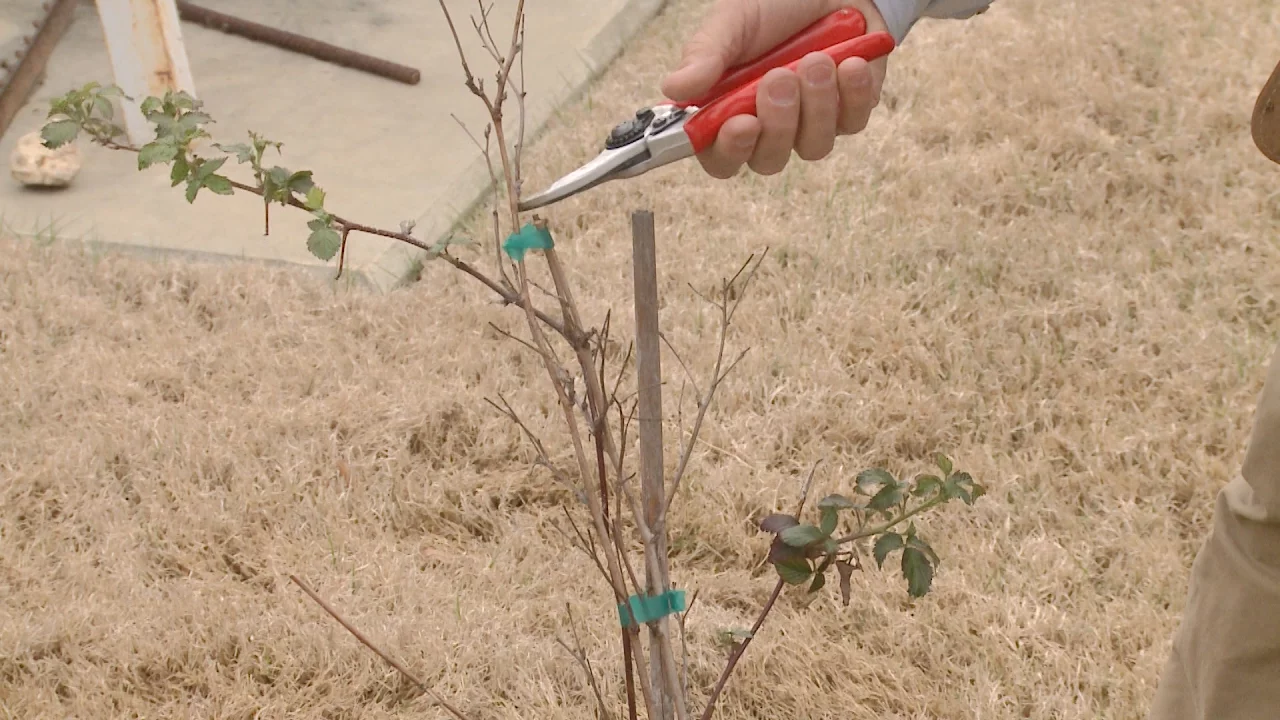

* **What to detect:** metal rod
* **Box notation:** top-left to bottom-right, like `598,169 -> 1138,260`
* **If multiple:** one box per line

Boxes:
0,0 -> 77,140
175,1 -> 420,86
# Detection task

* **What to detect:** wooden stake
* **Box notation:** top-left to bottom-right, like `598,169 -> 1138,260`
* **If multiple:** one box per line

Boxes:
0,0 -> 78,140
632,209 -> 675,720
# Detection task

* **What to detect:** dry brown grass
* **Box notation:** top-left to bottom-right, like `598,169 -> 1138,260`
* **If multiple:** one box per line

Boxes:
5,0 -> 1280,717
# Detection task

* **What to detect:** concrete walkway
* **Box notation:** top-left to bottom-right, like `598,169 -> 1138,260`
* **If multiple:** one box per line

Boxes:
0,0 -> 663,291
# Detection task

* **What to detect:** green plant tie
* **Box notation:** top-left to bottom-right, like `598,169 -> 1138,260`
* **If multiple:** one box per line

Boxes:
617,590 -> 686,628
502,223 -> 554,262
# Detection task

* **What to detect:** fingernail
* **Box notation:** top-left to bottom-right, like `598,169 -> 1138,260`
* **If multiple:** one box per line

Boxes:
804,62 -> 833,86
768,77 -> 798,105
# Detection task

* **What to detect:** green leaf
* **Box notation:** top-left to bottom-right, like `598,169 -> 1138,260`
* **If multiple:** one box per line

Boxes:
170,155 -> 189,186
216,143 -> 254,163
808,570 -> 826,594
41,119 -> 79,148
304,186 -> 326,211
818,493 -> 857,510
913,475 -> 943,498
867,483 -> 904,513
780,524 -> 826,548
185,177 -> 202,203
944,471 -> 985,505
92,95 -> 114,120
901,546 -> 934,598
287,170 -> 315,194
935,453 -> 954,476
873,532 -> 903,568
139,96 -> 162,117
819,506 -> 838,537
760,513 -> 799,534
775,558 -> 812,585
307,222 -> 342,261
195,156 -> 228,180
138,140 -> 177,169
906,533 -> 941,567
718,628 -> 754,646
203,174 -> 234,196
856,468 -> 896,495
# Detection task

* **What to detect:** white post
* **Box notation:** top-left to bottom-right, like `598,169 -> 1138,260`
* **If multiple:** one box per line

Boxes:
93,0 -> 196,145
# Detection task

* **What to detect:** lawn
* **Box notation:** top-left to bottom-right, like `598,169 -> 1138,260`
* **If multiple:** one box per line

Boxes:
4,0 -> 1280,717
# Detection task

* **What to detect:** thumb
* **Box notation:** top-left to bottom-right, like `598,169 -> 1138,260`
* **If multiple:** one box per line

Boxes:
660,3 -> 753,101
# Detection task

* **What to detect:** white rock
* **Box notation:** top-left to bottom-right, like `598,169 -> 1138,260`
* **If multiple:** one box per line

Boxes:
10,130 -> 83,188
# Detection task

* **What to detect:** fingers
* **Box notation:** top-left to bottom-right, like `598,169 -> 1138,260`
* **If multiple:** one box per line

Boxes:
696,115 -> 761,179
835,56 -> 883,135
744,68 -> 801,175
794,52 -> 839,161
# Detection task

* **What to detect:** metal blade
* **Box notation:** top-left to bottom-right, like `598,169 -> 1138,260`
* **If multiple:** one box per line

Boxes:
517,146 -> 651,212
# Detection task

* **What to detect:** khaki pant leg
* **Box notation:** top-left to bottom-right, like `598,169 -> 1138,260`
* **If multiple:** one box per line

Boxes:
1148,340 -> 1280,719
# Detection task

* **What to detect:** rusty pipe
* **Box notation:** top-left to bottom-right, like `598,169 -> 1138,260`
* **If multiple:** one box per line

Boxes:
175,1 -> 420,86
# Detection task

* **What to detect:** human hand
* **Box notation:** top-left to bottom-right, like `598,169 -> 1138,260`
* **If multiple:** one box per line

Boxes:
661,0 -> 890,178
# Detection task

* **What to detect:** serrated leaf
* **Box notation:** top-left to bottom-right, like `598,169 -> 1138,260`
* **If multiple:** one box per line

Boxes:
775,558 -> 811,585
873,532 -> 903,569
203,174 -> 234,195
856,468 -> 896,495
307,224 -> 342,261
41,119 -> 79,148
901,546 -> 934,598
304,186 -> 326,211
139,96 -> 162,117
216,143 -> 254,163
907,533 -> 941,567
92,95 -> 113,120
780,524 -> 825,548
170,155 -> 189,186
944,471 -> 984,505
808,570 -> 826,594
287,170 -> 315,194
936,453 -> 953,476
267,166 -> 291,186
818,493 -> 857,510
836,560 -> 855,606
195,156 -> 227,180
867,483 -> 904,513
138,140 -> 177,169
913,475 -> 943,498
819,506 -> 838,536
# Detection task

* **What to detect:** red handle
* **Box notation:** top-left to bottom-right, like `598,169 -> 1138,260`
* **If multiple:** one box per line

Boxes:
679,8 -> 868,109
683,31 -> 896,154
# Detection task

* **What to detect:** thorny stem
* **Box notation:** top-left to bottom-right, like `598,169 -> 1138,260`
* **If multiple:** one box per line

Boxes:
698,463 -> 818,720
289,576 -> 473,720
835,495 -> 948,545
212,176 -> 566,334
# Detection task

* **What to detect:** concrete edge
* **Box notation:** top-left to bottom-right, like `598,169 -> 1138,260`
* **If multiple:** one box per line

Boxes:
362,0 -> 669,294
1,218 -> 377,291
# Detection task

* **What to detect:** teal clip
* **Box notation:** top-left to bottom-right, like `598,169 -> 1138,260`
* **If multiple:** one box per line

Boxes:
617,590 -> 687,628
502,223 -> 554,262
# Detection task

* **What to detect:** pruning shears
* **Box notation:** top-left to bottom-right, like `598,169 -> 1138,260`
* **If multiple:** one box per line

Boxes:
516,8 -> 896,212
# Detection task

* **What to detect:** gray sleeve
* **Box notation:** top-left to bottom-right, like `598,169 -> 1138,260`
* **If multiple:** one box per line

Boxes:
871,0 -> 995,43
